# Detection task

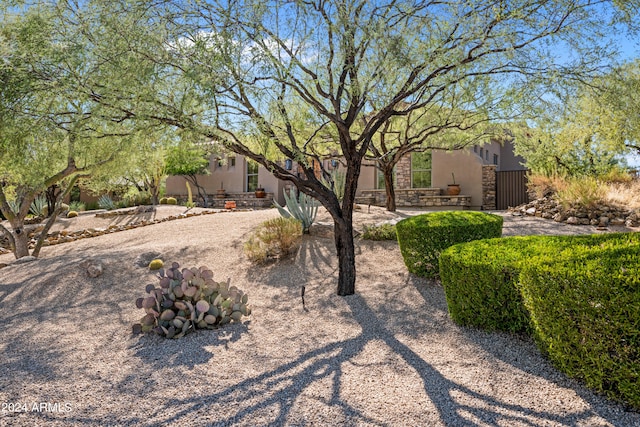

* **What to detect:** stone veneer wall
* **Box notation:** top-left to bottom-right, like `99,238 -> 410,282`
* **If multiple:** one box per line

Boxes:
359,189 -> 470,209
170,192 -> 274,208
482,165 -> 496,210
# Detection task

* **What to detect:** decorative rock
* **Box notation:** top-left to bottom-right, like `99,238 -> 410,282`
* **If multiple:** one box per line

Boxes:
611,218 -> 626,226
13,256 -> 37,264
599,216 -> 610,227
525,207 -> 536,216
87,262 -> 104,278
0,262 -> 8,269
566,217 -> 579,225
579,218 -> 590,225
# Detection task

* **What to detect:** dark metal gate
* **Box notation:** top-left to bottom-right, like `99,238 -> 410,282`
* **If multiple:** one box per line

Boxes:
496,170 -> 529,210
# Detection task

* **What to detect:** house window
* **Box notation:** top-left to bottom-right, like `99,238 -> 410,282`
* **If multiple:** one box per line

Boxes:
247,160 -> 259,191
485,150 -> 489,160
376,167 -> 396,189
493,154 -> 499,165
479,147 -> 484,159
411,151 -> 432,188
229,156 -> 236,168
473,145 -> 478,153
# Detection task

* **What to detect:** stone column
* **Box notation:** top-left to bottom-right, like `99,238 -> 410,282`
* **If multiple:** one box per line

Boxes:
396,154 -> 412,190
482,165 -> 497,210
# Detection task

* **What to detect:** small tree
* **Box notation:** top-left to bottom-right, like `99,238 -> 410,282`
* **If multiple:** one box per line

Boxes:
165,144 -> 212,207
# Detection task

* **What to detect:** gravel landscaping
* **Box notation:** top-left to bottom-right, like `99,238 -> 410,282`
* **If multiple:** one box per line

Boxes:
0,206 -> 638,426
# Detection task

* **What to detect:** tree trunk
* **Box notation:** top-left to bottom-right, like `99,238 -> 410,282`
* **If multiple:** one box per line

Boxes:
384,167 -> 396,212
11,223 -> 30,259
45,185 -> 60,217
334,217 -> 356,296
187,175 -> 208,208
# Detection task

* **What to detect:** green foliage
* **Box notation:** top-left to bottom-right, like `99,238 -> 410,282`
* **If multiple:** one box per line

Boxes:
396,211 -> 503,278
244,217 -> 303,263
520,246 -> 640,409
97,194 -> 115,210
165,145 -> 210,177
273,190 -> 318,234
440,233 -> 640,332
361,223 -> 397,241
67,210 -> 78,218
148,259 -> 164,270
133,262 -> 251,339
166,197 -> 177,205
68,201 -> 85,212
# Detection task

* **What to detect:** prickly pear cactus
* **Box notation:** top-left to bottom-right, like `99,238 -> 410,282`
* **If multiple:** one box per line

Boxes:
133,262 -> 251,339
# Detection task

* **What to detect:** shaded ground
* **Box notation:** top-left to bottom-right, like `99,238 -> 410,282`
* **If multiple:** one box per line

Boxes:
0,207 -> 638,426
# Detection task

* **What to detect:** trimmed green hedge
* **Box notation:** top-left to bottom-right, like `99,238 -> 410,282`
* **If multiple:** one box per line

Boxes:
520,247 -> 640,409
440,232 -> 640,332
396,211 -> 503,278
439,232 -> 640,409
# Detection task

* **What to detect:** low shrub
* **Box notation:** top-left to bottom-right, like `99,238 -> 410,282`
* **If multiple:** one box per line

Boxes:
133,262 -> 251,339
68,201 -> 85,212
440,232 -> 640,333
520,247 -> 640,409
396,211 -> 503,278
166,197 -> 177,205
556,176 -> 607,210
67,210 -> 78,218
361,223 -> 397,241
244,217 -> 303,263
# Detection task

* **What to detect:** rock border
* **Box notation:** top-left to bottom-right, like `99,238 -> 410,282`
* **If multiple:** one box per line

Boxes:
0,208 -> 251,256
509,197 -> 639,228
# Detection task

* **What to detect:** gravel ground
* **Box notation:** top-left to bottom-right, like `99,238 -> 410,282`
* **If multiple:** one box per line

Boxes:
0,206 -> 638,426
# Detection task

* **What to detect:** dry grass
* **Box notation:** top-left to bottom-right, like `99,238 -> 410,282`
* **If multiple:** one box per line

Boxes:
606,180 -> 640,210
528,173 -> 640,211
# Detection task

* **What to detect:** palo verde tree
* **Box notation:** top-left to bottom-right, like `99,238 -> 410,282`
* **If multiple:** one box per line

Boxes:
76,0 -> 638,295
0,5 -> 142,259
514,61 -> 640,177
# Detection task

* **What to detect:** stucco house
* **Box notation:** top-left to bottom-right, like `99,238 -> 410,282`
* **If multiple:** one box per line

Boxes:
165,139 -> 527,210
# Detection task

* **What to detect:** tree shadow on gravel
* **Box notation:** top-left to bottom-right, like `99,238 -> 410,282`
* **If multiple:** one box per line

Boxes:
410,276 -> 640,425
105,293 -> 625,427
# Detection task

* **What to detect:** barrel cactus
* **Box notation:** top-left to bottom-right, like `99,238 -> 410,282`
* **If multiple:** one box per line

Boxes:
67,210 -> 78,218
133,262 -> 251,339
148,259 -> 164,270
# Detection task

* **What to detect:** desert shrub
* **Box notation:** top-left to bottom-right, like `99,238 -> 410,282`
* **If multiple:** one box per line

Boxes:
133,262 -> 251,339
361,223 -> 397,241
166,197 -> 177,205
527,173 -> 566,199
67,210 -> 78,218
68,201 -> 86,212
98,194 -> 116,210
440,232 -> 640,333
244,217 -> 303,263
555,176 -> 607,210
396,211 -> 503,278
520,247 -> 640,409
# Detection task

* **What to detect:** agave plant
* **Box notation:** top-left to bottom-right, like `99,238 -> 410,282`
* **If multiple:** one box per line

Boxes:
273,189 -> 318,233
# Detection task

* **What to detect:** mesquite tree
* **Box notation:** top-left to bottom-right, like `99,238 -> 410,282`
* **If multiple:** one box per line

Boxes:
68,0 -> 638,295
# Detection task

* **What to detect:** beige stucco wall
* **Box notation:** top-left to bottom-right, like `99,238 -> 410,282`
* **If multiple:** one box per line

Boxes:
431,149 -> 484,209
